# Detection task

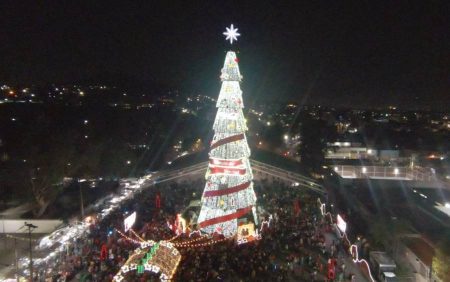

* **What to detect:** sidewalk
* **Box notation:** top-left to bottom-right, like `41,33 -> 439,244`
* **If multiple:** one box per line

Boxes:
323,231 -> 371,282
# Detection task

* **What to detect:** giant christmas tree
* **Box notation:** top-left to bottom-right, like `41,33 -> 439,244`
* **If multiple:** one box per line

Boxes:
197,25 -> 258,238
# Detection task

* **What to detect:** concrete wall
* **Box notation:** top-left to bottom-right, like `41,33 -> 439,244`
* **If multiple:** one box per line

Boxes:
0,219 -> 63,234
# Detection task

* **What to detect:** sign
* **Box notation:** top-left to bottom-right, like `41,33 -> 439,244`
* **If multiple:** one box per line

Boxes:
336,214 -> 347,233
236,222 -> 261,245
124,212 -> 137,232
113,240 -> 181,282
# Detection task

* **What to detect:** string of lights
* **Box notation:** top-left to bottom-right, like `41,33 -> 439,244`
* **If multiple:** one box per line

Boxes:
317,198 -> 375,282
172,235 -> 210,247
167,234 -> 180,242
115,229 -> 141,245
129,229 -> 145,242
258,215 -> 273,233
350,244 -> 376,282
175,237 -> 229,248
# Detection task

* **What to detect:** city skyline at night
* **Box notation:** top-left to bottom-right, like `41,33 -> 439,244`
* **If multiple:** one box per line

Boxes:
0,1 -> 449,109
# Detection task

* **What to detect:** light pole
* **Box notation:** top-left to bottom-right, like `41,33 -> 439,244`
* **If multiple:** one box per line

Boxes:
79,181 -> 85,219
24,222 -> 37,281
2,216 -> 6,250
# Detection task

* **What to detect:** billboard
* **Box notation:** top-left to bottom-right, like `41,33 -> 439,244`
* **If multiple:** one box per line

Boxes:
124,212 -> 137,232
336,214 -> 347,233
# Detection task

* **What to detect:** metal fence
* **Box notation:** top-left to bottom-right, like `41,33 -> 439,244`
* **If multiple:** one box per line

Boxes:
333,165 -> 435,181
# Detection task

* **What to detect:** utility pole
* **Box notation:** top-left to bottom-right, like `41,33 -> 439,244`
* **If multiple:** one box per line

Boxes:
24,222 -> 37,281
14,237 -> 19,282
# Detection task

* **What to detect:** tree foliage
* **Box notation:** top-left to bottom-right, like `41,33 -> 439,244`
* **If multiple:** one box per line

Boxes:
298,114 -> 336,173
27,136 -> 74,217
432,229 -> 450,280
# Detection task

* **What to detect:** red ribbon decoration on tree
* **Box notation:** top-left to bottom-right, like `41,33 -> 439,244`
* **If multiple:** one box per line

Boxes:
198,206 -> 253,229
210,133 -> 245,150
203,181 -> 251,197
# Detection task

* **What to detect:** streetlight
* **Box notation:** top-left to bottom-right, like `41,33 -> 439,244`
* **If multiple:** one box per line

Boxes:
24,222 -> 37,281
78,180 -> 85,220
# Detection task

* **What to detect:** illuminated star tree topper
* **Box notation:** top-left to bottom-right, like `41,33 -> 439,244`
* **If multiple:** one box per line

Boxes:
223,24 -> 241,44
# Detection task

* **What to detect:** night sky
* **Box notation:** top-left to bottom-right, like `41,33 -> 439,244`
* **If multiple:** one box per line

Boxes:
0,1 -> 449,109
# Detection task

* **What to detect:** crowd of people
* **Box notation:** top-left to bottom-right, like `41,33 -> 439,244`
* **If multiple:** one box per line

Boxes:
172,180 -> 349,282
35,177 -> 351,281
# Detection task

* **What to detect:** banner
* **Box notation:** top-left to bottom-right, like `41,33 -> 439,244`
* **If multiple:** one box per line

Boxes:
210,166 -> 246,175
124,212 -> 137,232
336,214 -> 347,233
209,158 -> 243,166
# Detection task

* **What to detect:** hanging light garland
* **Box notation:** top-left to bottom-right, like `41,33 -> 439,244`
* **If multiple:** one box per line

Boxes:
113,239 -> 181,282
167,234 -> 180,242
175,237 -> 229,248
115,229 -> 142,245
129,229 -> 145,242
172,235 -> 211,247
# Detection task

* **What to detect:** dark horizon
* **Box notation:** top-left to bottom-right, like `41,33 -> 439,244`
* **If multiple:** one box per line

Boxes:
0,1 -> 449,109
